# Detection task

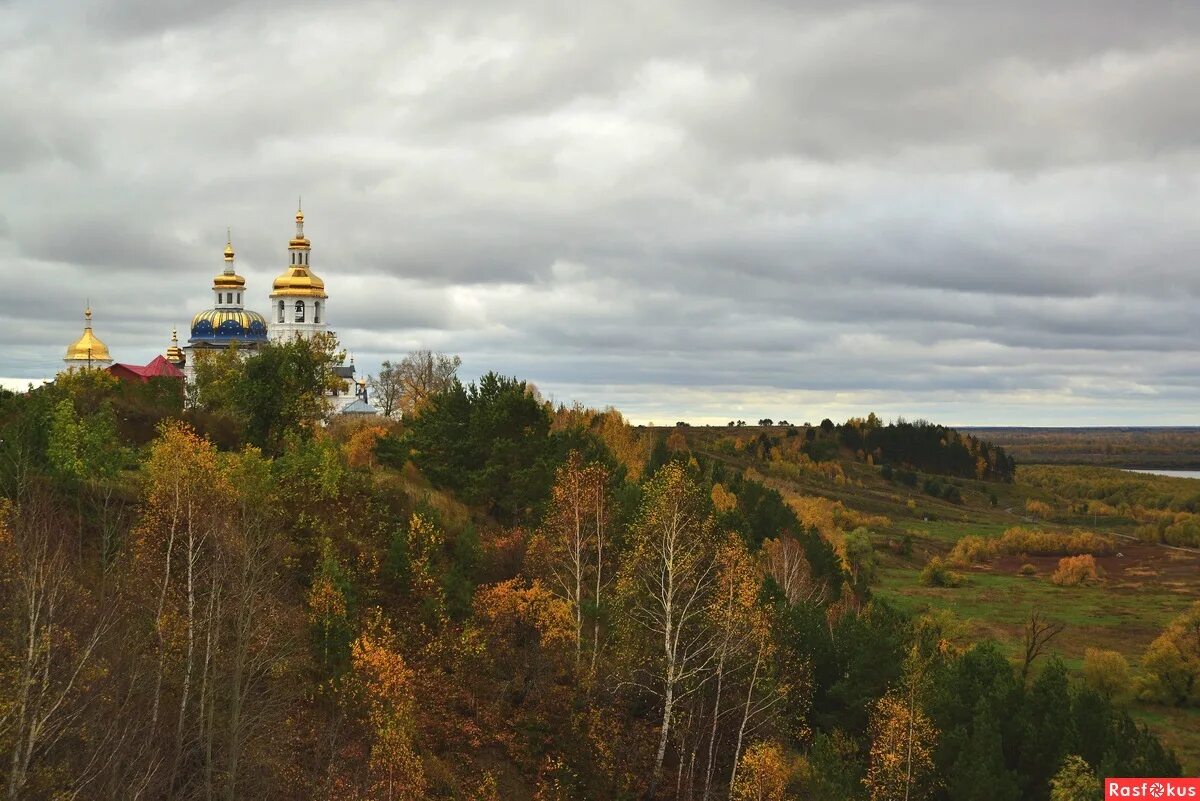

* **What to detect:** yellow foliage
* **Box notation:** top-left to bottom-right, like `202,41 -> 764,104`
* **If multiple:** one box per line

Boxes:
1138,601 -> 1200,706
731,740 -> 791,801
473,578 -> 576,651
1082,647 -> 1131,700
1025,499 -> 1054,519
998,527 -> 1114,557
711,483 -> 738,513
666,429 -> 689,453
946,535 -> 998,567
864,689 -> 938,801
1050,554 -> 1103,587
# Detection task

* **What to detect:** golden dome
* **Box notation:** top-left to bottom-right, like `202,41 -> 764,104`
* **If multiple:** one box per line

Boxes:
214,231 -> 246,288
214,272 -> 246,288
271,266 -> 327,298
165,327 -> 185,364
64,307 -> 112,363
273,204 -> 326,297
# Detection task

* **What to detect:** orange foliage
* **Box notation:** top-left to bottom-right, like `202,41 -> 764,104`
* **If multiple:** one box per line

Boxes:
347,613 -> 426,801
343,425 -> 388,469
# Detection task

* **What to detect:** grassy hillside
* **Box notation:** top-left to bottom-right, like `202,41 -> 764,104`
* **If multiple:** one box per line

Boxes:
672,424 -> 1200,771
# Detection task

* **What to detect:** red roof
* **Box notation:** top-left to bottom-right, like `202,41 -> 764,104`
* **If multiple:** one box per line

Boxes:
108,356 -> 185,382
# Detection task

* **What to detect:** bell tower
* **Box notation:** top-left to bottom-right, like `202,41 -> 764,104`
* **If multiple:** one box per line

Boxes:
268,202 -> 329,342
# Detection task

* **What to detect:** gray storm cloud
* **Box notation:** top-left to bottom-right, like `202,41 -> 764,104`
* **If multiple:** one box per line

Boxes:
1,0 -> 1198,424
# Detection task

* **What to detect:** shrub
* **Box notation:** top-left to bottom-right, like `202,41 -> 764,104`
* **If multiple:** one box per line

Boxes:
920,557 -> 963,588
1135,523 -> 1161,544
1025,499 -> 1054,519
1082,648 -> 1132,701
1164,516 -> 1200,547
947,535 -> 998,567
998,527 -> 1115,557
1051,555 -> 1103,587
1018,563 -> 1038,576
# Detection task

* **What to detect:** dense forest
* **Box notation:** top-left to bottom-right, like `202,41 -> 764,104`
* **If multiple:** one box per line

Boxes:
0,342 -> 1182,800
704,417 -> 1014,484
963,427 -> 1200,470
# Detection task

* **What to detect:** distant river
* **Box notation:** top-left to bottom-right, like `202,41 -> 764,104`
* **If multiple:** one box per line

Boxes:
1124,469 -> 1200,480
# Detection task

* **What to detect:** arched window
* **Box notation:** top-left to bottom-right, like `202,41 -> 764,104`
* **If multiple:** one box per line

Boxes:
277,300 -> 285,323
295,300 -> 305,322
237,292 -> 241,304
314,301 -> 321,324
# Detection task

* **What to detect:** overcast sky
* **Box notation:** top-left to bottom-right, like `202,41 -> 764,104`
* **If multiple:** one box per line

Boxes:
2,0 -> 1199,425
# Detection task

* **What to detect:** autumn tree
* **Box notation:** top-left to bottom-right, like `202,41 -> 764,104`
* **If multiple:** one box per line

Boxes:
374,350 -> 462,419
701,534 -> 783,801
0,494 -> 111,800
123,421 -> 239,795
1048,755 -> 1100,801
763,534 -> 827,606
309,538 -> 355,676
467,578 -> 575,755
343,424 -> 389,469
864,686 -> 938,801
368,361 -> 404,419
529,452 -> 611,671
1082,648 -> 1131,702
731,740 -> 790,801
593,408 -> 653,482
616,462 -> 720,798
219,446 -> 300,799
345,612 -> 426,801
117,422 -> 304,799
1139,601 -> 1200,706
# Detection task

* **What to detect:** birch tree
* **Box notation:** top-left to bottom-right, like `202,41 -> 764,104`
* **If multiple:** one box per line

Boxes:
617,462 -> 720,799
531,452 -> 611,672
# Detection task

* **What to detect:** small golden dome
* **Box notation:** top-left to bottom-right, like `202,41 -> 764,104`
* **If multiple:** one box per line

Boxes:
214,272 -> 246,288
64,307 -> 112,363
215,231 -> 246,288
166,328 -> 185,364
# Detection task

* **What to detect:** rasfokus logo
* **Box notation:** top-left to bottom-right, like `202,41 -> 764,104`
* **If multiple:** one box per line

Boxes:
1106,779 -> 1200,799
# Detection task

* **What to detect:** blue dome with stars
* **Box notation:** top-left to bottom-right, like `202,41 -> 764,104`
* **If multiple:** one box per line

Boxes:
189,309 -> 270,346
